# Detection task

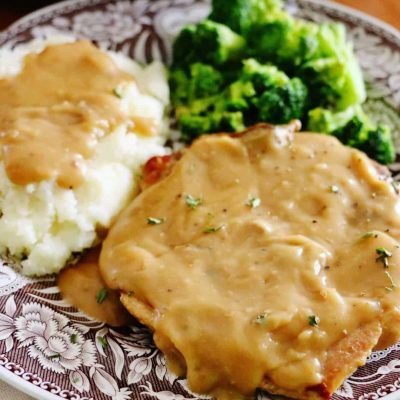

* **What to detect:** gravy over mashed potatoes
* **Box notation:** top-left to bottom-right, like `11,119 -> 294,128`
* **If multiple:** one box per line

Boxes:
0,36 -> 169,275
100,123 -> 400,400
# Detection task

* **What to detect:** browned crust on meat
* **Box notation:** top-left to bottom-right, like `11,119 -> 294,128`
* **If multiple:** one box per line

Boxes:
259,321 -> 382,400
123,286 -> 382,400
120,293 -> 156,329
323,321 -> 382,393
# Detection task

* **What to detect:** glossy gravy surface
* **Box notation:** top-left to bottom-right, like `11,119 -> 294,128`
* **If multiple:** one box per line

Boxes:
100,125 -> 400,399
0,41 -> 153,188
58,247 -> 131,327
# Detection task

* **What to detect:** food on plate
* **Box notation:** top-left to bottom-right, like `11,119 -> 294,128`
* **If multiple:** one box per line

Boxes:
58,247 -> 132,327
170,58 -> 308,141
308,106 -> 395,165
100,122 -> 400,400
0,36 -> 170,275
170,0 -> 394,164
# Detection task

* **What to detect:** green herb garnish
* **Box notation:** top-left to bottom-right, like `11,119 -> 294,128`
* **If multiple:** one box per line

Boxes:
361,232 -> 378,239
70,334 -> 78,344
376,247 -> 392,268
147,217 -> 166,225
203,225 -> 225,234
96,288 -> 108,304
308,315 -> 320,327
247,197 -> 261,208
253,313 -> 267,325
97,336 -> 108,350
185,194 -> 202,210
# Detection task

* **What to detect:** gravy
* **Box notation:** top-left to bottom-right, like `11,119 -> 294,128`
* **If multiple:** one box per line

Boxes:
100,124 -> 400,399
58,247 -> 131,327
0,41 -> 154,188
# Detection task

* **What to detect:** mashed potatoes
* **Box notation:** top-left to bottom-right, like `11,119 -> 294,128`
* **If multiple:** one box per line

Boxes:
0,36 -> 170,276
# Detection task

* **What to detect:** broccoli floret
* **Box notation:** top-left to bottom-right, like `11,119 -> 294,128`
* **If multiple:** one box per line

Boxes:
359,124 -> 395,165
239,59 -> 308,124
179,110 -> 245,142
188,63 -> 224,99
169,68 -> 190,106
181,96 -> 218,116
307,106 -> 395,164
300,58 -> 348,108
216,111 -> 246,132
247,19 -> 320,69
246,19 -> 365,110
246,18 -> 294,63
179,114 -> 215,142
254,77 -> 308,124
299,23 -> 366,110
170,63 -> 223,107
241,59 -> 289,92
209,0 -> 284,34
335,117 -> 395,164
172,20 -> 245,68
307,106 -> 359,133
313,23 -> 347,59
300,52 -> 365,110
279,21 -> 320,67
175,59 -> 309,141
225,80 -> 256,111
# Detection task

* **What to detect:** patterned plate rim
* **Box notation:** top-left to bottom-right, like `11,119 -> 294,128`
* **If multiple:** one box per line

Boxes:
2,0 -> 400,46
0,1 -> 399,400
304,0 -> 400,41
0,360 -> 60,400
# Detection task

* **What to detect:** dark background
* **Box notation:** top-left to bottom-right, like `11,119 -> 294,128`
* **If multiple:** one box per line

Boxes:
0,1 -> 59,30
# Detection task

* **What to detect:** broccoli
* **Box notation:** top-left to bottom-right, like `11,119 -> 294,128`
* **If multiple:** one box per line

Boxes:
313,23 -> 347,59
298,23 -> 365,110
169,63 -> 223,106
225,80 -> 256,111
209,0 -> 284,34
308,107 -> 395,164
358,125 -> 395,166
307,106 -> 360,133
247,19 -> 320,69
172,20 -> 246,68
254,77 -> 308,124
216,111 -> 246,132
174,58 -> 309,141
300,57 -> 365,111
169,1 -> 383,161
187,63 -> 224,100
300,58 -> 347,108
240,59 -> 308,124
179,110 -> 245,142
179,114 -> 215,141
241,59 -> 289,92
169,68 -> 190,106
246,19 -> 365,110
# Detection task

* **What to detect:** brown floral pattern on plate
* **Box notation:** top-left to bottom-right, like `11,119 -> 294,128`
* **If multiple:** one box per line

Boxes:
0,1 -> 399,399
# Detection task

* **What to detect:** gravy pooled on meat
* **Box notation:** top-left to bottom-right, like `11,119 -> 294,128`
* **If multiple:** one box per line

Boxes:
0,41 -> 155,188
58,247 -> 131,327
100,123 -> 400,400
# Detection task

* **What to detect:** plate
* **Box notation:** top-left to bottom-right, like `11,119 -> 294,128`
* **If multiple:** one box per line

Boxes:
0,1 -> 400,399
